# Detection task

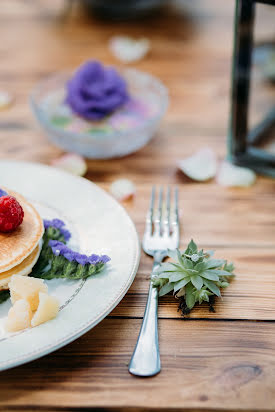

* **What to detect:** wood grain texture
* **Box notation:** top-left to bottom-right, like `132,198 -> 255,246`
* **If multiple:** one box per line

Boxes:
111,247 -> 275,320
0,319 -> 275,411
0,0 -> 275,411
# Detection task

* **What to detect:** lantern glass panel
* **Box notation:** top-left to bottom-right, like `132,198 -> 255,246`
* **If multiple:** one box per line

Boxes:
249,3 -> 275,155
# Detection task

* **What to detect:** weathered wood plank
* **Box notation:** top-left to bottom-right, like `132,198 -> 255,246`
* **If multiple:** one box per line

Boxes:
110,247 -> 275,320
0,318 -> 274,410
1,0 -> 275,411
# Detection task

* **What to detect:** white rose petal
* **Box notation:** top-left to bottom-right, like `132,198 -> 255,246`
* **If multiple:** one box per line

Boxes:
216,161 -> 256,187
0,91 -> 14,110
178,147 -> 217,181
110,179 -> 136,201
109,36 -> 150,63
51,153 -> 87,176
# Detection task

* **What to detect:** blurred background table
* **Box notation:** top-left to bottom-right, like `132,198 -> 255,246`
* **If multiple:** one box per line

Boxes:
0,1 -> 275,411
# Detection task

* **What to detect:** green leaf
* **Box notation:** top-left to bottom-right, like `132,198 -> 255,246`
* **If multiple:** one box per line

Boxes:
201,270 -> 220,281
174,277 -> 190,292
194,261 -> 207,272
184,239 -> 198,255
0,290 -> 10,304
155,272 -> 172,279
203,279 -> 221,296
185,268 -> 198,276
159,282 -> 175,296
210,269 -> 234,277
223,261 -> 235,273
202,293 -> 209,303
191,275 -> 203,290
185,283 -> 196,309
152,277 -> 167,288
183,256 -> 194,269
205,250 -> 214,257
169,272 -> 188,282
176,249 -> 184,266
204,259 -> 226,269
167,249 -> 179,261
153,262 -> 177,274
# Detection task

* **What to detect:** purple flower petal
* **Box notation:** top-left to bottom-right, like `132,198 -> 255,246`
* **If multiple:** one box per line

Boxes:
0,188 -> 8,198
44,219 -> 71,241
65,60 -> 129,120
48,240 -> 110,267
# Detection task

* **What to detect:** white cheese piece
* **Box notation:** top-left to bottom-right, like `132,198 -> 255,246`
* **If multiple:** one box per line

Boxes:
5,299 -> 32,332
9,275 -> 48,311
31,292 -> 59,327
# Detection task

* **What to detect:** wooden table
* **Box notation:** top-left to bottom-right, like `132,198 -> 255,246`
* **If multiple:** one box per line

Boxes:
1,1 -> 275,411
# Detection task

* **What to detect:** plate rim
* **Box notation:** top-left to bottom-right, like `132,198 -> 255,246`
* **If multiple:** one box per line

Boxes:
0,160 -> 141,371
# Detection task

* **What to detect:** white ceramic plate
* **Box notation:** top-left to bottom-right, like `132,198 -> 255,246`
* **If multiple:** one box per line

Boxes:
0,160 -> 140,371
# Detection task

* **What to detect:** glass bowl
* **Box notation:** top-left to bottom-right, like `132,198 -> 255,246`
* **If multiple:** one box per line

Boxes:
30,68 -> 168,159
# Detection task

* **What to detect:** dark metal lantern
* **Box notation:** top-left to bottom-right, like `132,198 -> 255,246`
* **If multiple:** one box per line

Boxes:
228,0 -> 275,177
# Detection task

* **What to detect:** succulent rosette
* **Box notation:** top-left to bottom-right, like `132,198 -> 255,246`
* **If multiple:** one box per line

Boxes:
152,240 -> 235,313
66,60 -> 129,120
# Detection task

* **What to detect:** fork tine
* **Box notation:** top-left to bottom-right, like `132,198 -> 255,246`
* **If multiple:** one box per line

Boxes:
145,185 -> 155,236
172,186 -> 179,238
163,186 -> 171,236
153,186 -> 163,236
174,186 -> 179,218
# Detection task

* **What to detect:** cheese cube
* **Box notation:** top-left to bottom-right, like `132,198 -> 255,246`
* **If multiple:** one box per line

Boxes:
9,275 -> 48,311
5,299 -> 32,332
31,292 -> 59,327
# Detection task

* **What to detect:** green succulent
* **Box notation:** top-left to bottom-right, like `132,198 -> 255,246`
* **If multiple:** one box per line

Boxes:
152,239 -> 235,310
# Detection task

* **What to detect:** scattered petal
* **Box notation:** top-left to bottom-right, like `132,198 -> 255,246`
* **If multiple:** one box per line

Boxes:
0,91 -> 14,110
51,153 -> 87,176
216,161 -> 256,187
110,178 -> 136,201
178,147 -> 217,181
109,36 -> 150,63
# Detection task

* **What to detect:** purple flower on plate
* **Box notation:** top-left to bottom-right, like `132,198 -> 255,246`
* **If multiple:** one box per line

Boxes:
0,188 -> 8,198
48,240 -> 111,266
44,218 -> 71,241
65,60 -> 129,121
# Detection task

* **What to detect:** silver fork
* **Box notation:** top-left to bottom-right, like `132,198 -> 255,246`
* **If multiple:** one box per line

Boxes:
129,186 -> 180,377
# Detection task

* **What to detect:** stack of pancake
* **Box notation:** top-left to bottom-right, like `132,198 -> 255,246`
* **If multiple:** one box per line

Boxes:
0,189 -> 44,290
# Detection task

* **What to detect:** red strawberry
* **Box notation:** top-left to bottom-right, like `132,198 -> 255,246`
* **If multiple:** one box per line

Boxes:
0,196 -> 24,233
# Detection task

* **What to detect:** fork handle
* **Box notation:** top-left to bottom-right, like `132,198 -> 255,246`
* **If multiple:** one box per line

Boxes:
128,257 -> 162,377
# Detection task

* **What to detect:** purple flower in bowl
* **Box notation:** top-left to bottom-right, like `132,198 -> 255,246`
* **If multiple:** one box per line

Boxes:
0,188 -> 7,198
66,60 -> 129,121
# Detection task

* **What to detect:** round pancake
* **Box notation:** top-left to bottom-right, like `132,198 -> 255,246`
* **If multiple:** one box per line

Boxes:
0,242 -> 42,289
0,189 -> 44,273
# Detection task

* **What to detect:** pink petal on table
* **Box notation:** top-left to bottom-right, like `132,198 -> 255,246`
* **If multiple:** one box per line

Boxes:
109,36 -> 150,63
110,179 -> 136,201
0,90 -> 14,110
216,161 -> 256,187
178,148 -> 217,181
51,153 -> 87,176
